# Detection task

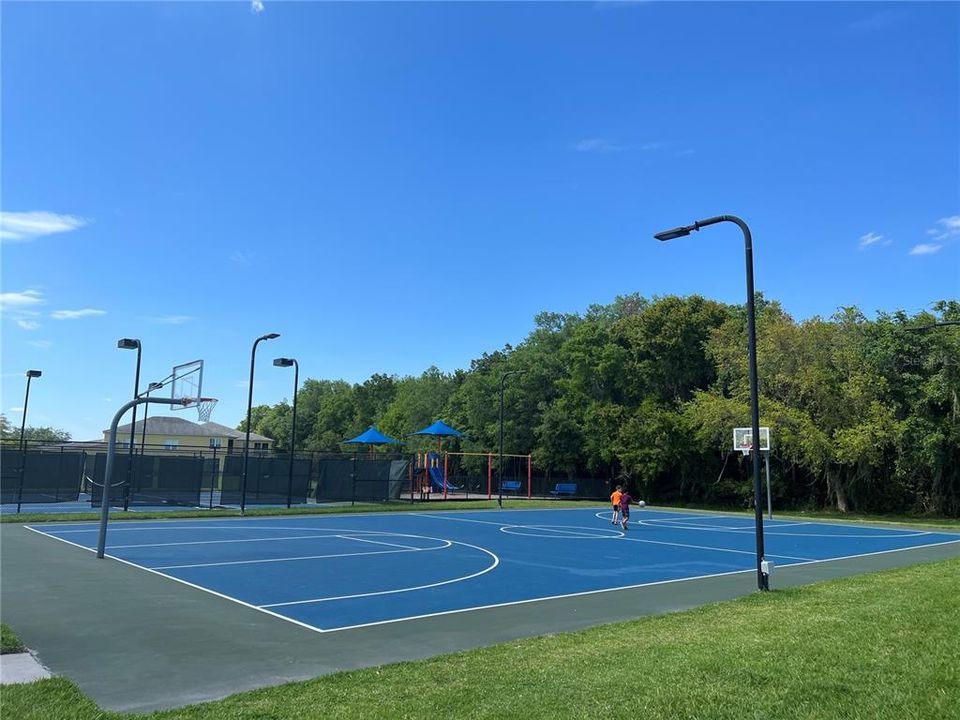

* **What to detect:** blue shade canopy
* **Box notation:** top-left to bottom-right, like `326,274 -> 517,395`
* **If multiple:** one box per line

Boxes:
411,420 -> 463,438
342,426 -> 400,445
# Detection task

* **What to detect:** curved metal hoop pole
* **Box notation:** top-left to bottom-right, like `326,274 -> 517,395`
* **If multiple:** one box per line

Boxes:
97,396 -> 189,558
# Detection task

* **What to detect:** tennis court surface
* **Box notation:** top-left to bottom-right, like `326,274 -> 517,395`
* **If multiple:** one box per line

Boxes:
26,506 -> 960,633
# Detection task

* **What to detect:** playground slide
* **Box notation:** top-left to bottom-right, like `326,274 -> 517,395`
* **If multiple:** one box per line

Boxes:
428,466 -> 460,492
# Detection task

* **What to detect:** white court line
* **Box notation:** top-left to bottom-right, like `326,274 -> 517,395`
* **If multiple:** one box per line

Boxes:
500,525 -> 624,539
417,512 -> 814,560
108,533 -> 351,549
416,514 -> 622,538
343,535 -> 423,551
636,519 -> 932,539
23,525 -> 960,636
296,537 -> 960,633
410,513 -> 513,526
730,521 -> 811,530
31,524 -> 369,535
636,515 -> 733,525
26,504 -> 958,539
153,542 -> 451,571
22,526 -> 330,635
260,540 -> 500,608
618,535 -> 816,563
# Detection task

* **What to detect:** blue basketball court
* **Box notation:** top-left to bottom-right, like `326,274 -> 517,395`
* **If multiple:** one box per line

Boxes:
27,506 -> 960,633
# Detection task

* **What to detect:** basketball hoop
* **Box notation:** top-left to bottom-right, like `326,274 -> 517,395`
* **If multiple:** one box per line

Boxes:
733,427 -> 769,456
194,398 -> 218,422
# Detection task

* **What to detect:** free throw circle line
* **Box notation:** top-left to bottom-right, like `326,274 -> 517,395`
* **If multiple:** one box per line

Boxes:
500,524 -> 624,539
153,541 -> 452,571
260,537 -> 499,608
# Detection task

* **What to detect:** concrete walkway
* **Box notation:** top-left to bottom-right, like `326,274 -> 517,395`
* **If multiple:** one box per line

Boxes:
0,652 -> 52,684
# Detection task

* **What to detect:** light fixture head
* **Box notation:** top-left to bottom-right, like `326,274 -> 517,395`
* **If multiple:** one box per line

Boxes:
654,226 -> 694,241
261,332 -> 281,341
26,369 -> 42,378
273,358 -> 295,367
117,338 -> 141,350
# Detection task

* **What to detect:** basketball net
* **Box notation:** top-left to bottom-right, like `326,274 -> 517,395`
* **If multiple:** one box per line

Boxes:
196,398 -> 218,422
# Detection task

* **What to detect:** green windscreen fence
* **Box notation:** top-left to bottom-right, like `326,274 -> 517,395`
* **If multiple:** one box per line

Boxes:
315,456 -> 410,503
220,454 -> 313,505
0,448 -> 83,504
89,454 -> 205,507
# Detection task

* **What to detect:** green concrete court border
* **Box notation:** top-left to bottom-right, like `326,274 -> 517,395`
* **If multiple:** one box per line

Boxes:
2,510 -> 959,713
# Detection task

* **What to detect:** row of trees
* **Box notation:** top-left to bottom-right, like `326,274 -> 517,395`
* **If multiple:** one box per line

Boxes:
0,416 -> 71,444
243,295 -> 959,516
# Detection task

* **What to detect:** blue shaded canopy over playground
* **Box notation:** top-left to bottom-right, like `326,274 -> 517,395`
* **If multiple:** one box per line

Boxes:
342,426 -> 400,446
411,420 -> 463,439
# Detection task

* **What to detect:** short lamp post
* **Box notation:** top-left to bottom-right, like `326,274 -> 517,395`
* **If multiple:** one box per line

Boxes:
498,369 -> 528,509
139,382 -> 165,455
273,358 -> 300,508
16,369 -> 42,514
655,215 -> 768,591
117,338 -> 142,511
241,333 -> 280,514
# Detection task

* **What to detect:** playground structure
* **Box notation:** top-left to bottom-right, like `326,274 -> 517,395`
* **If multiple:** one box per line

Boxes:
413,451 -> 533,500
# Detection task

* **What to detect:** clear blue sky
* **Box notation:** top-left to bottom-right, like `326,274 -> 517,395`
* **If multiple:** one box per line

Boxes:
2,1 -> 957,440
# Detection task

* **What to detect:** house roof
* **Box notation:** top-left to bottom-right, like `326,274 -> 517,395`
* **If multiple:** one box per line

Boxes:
202,421 -> 272,442
108,416 -> 272,442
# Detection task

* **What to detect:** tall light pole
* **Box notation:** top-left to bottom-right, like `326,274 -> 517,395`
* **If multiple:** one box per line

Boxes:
16,370 -> 42,514
655,215 -> 768,591
498,369 -> 528,509
139,381 -> 165,455
273,357 -> 299,508
241,332 -> 280,514
117,338 -> 142,511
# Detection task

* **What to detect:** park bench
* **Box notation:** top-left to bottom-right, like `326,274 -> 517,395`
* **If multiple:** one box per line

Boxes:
500,480 -> 522,493
549,482 -> 577,497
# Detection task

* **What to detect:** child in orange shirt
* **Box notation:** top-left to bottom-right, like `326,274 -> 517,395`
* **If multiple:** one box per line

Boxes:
610,485 -> 622,525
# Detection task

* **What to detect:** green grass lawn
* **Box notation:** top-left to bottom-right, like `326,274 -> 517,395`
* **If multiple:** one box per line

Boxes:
3,557 -> 958,719
1,623 -> 25,654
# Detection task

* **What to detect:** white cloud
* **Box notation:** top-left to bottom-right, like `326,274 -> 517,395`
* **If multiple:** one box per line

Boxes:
0,290 -> 45,311
858,232 -> 885,250
909,243 -> 943,256
0,211 -> 87,243
17,319 -> 40,330
251,0 -> 264,12
51,308 -> 106,320
926,215 -> 960,242
9,406 -> 24,413
150,315 -> 194,325
573,138 -> 627,153
231,250 -> 253,265
27,340 -> 52,348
